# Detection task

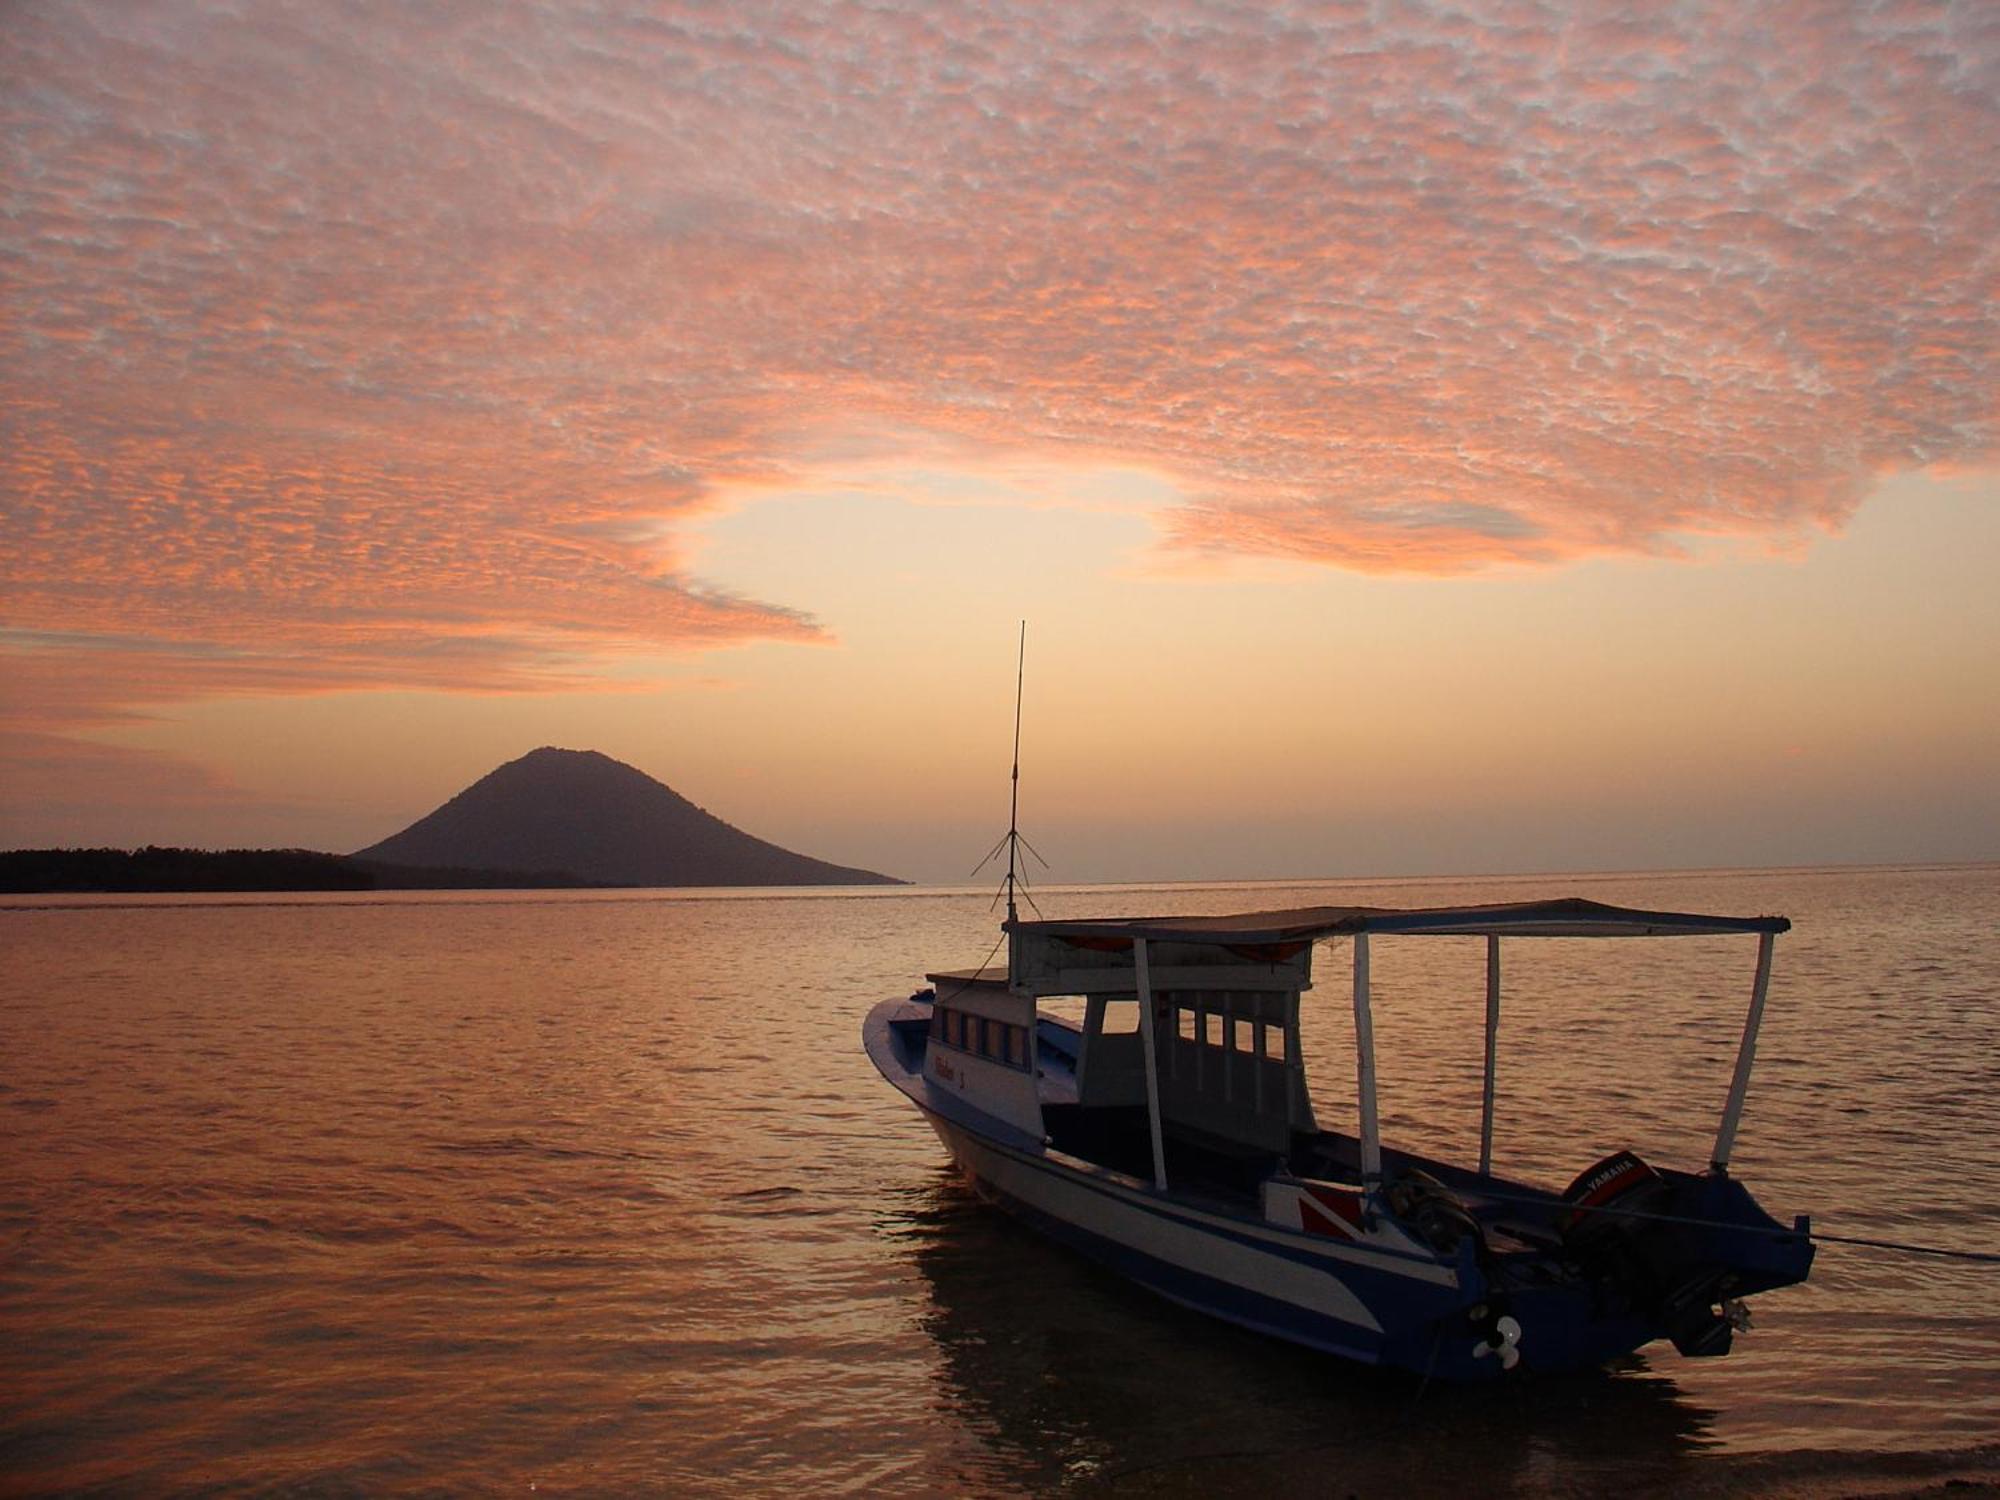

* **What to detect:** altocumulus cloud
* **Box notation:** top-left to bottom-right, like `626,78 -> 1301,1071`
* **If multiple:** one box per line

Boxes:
2,0 -> 1995,717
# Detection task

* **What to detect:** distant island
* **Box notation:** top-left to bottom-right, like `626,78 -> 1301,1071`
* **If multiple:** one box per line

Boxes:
3,747 -> 903,892
353,747 -> 899,886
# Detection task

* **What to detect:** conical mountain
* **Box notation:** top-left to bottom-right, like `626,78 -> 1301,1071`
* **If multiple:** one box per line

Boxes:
352,748 -> 899,886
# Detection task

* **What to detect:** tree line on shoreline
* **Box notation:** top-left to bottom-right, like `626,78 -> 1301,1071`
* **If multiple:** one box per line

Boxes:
0,847 -> 602,893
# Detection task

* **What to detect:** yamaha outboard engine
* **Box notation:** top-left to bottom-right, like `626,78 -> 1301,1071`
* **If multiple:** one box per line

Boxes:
1560,1150 -> 1739,1356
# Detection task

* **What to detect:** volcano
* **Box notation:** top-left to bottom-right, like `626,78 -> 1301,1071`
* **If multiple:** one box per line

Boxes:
352,748 -> 899,887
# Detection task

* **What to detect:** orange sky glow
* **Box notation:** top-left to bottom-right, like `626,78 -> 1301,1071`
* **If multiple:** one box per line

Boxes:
2,1 -> 1995,881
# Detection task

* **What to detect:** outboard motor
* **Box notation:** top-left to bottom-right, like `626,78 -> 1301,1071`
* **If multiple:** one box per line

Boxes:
1562,1149 -> 1670,1235
1561,1151 -> 1737,1356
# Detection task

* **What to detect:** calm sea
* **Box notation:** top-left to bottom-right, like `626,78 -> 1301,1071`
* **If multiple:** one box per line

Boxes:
3,865 -> 1996,1497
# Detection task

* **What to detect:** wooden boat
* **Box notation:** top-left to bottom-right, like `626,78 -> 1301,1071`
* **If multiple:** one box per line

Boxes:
863,897 -> 1815,1380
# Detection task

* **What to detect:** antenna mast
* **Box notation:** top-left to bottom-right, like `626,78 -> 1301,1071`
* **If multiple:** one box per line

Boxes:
971,621 -> 1044,923
1005,620 -> 1025,925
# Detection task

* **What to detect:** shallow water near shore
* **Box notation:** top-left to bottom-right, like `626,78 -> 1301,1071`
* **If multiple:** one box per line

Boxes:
3,865 -> 1996,1495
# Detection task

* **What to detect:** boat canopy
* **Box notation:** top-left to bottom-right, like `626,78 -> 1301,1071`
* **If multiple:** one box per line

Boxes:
1008,897 -> 1789,947
1006,895 -> 1789,1186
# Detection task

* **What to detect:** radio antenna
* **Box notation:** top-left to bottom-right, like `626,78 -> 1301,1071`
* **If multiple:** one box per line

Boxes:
970,620 -> 1045,924
1004,620 -> 1026,924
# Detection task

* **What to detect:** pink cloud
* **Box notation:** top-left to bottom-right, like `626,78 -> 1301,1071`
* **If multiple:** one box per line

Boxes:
0,0 -> 1993,730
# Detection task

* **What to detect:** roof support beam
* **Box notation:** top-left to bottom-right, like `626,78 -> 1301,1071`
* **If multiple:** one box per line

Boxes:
1134,938 -> 1169,1191
1711,931 -> 1776,1174
1353,935 -> 1383,1194
1479,934 -> 1500,1178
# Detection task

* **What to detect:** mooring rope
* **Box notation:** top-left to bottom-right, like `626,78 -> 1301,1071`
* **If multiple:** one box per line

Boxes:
927,927 -> 1010,1008
1465,1183 -> 2000,1265
1783,1228 -> 2000,1265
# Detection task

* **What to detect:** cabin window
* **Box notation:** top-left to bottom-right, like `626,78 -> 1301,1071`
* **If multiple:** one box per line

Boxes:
1262,1023 -> 1287,1061
1039,995 -> 1087,1031
1099,1000 -> 1140,1035
932,1010 -> 1031,1070
971,1020 -> 1016,1070
1177,1007 -> 1196,1042
1204,1013 -> 1225,1048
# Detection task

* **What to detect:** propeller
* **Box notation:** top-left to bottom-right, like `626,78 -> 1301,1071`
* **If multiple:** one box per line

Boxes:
1473,1314 -> 1523,1371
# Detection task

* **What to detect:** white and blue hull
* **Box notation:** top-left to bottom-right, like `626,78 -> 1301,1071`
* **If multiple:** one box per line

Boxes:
922,1110 -> 1456,1370
866,998 -> 1521,1380
866,989 -> 1811,1381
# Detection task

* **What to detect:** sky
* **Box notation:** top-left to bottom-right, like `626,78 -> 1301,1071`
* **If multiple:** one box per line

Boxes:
2,0 -> 1995,884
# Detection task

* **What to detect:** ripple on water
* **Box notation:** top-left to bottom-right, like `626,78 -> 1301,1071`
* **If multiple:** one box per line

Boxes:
0,867 -> 1996,1495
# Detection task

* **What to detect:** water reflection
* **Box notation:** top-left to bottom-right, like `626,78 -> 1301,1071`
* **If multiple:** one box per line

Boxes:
897,1175 -> 1718,1498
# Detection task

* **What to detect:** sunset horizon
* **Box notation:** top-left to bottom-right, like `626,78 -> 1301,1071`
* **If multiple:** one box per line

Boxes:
11,736 -> 1995,892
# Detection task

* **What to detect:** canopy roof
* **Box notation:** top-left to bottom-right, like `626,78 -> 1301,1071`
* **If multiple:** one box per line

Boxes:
1009,897 -> 1788,945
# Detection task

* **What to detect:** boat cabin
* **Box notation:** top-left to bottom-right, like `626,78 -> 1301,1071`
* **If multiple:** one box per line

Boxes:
927,898 -> 1791,1209
921,968 -> 1042,1138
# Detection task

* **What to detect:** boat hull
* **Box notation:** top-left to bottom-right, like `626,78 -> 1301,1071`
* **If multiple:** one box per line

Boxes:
869,999 -> 1533,1380
866,995 -> 1806,1380
933,1110 -> 1426,1366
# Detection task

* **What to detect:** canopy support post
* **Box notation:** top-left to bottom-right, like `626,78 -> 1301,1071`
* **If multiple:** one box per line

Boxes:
1134,938 -> 1169,1191
1285,993 -> 1309,1129
1711,931 -> 1776,1174
1479,934 -> 1500,1178
1353,935 -> 1383,1198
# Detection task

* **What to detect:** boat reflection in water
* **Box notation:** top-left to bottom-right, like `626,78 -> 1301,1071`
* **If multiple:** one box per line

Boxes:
900,1176 -> 1720,1497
